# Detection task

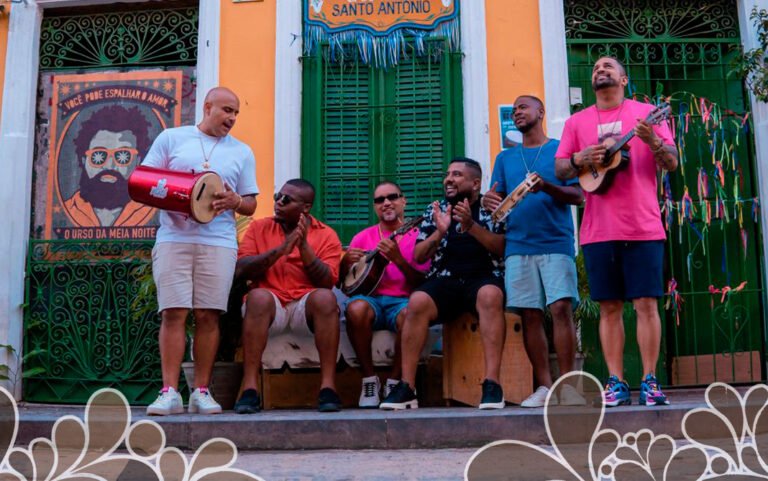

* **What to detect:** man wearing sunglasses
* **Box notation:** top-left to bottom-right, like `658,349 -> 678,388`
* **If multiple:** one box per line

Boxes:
341,181 -> 429,408
65,105 -> 155,227
143,87 -> 259,416
380,158 -> 507,410
234,179 -> 343,413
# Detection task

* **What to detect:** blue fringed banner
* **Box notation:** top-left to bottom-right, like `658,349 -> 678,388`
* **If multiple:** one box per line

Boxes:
303,0 -> 460,69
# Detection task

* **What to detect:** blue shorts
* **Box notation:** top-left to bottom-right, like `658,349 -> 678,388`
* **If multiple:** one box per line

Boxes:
504,254 -> 579,312
344,295 -> 409,332
582,240 -> 665,301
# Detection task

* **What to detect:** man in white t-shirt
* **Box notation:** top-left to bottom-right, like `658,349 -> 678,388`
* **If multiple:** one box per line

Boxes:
142,87 -> 259,415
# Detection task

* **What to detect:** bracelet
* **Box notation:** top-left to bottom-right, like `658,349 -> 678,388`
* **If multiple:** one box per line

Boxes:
651,139 -> 666,154
570,153 -> 579,170
234,194 -> 243,211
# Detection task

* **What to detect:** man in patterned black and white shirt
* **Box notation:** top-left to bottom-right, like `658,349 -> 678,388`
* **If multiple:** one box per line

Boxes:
380,158 -> 507,410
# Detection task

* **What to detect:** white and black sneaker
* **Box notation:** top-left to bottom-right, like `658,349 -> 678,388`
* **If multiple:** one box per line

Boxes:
358,375 -> 381,408
479,379 -> 505,410
379,381 -> 418,410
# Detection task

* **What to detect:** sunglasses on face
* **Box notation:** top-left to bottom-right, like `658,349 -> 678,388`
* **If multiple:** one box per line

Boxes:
273,192 -> 300,205
85,148 -> 139,168
373,193 -> 403,204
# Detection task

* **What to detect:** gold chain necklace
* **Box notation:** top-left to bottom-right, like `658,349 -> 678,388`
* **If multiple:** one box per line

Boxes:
198,130 -> 221,170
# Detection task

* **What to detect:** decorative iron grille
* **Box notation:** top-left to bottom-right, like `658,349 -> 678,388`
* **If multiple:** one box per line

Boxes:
565,0 -> 765,386
23,240 -> 161,404
39,7 -> 198,70
565,0 -> 739,40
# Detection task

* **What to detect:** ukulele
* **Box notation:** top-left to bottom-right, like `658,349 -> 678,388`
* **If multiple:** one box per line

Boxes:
341,216 -> 425,297
578,103 -> 671,193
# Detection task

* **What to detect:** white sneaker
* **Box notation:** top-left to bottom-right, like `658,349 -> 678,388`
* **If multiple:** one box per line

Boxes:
521,386 -> 556,408
146,387 -> 183,416
359,375 -> 381,408
558,383 -> 586,406
188,387 -> 222,414
383,378 -> 399,399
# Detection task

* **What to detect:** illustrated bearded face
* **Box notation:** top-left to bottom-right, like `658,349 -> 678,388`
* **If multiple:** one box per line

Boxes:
79,129 -> 138,210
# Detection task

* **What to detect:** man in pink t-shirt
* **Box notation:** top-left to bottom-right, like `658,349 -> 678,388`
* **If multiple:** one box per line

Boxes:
340,181 -> 429,408
555,57 -> 678,408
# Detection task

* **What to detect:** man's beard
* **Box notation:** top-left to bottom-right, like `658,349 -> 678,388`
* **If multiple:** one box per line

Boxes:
445,189 -> 470,205
516,120 -> 533,133
592,77 -> 619,91
79,169 -> 131,210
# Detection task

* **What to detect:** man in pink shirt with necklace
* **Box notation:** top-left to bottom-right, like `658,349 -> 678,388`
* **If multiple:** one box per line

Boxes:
555,57 -> 678,407
341,181 -> 429,408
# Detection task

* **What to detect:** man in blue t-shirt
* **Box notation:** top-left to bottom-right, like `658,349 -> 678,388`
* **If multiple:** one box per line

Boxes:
484,95 -> 584,408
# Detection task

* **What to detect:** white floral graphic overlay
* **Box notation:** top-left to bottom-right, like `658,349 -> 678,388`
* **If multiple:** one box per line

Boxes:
465,372 -> 768,480
0,387 -> 264,481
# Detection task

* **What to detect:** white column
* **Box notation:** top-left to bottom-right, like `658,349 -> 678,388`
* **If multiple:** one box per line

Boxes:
538,0 -> 570,139
0,0 -> 43,398
460,1 -> 492,188
274,0 -> 303,191
738,0 -> 768,335
195,0 -> 221,123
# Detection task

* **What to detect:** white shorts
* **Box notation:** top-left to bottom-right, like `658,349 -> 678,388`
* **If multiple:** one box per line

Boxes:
152,242 -> 237,312
242,290 -> 314,337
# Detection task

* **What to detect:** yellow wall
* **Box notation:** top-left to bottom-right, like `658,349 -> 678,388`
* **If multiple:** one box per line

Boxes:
219,0 -> 276,220
484,0 -> 545,165
0,7 -> 9,115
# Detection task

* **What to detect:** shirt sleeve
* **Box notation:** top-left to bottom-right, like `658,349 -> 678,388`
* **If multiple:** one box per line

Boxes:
316,229 -> 343,285
416,203 -> 436,244
141,129 -> 171,168
237,221 -> 262,259
236,147 -> 259,196
490,151 -> 507,195
555,119 -> 577,160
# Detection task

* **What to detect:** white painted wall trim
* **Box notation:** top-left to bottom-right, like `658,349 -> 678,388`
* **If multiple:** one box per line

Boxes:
460,1 -> 492,189
538,0 -> 570,139
274,0 -> 303,191
738,0 -> 768,337
195,0 -> 220,123
0,0 -> 43,398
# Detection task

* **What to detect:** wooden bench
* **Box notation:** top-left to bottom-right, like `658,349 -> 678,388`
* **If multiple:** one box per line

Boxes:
442,312 -> 533,406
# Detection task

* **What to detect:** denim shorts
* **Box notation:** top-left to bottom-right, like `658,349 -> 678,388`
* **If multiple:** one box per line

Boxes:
582,240 -> 665,301
344,295 -> 409,332
504,254 -> 579,312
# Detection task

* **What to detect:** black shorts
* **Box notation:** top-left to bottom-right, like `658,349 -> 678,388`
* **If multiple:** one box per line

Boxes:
582,240 -> 664,301
414,276 -> 505,324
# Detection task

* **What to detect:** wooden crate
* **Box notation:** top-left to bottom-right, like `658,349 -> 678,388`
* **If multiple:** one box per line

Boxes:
443,312 -> 533,406
671,351 -> 762,385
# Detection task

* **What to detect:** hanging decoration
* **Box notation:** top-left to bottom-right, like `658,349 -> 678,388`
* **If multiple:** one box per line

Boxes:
664,278 -> 684,326
303,0 -> 460,68
708,281 -> 748,311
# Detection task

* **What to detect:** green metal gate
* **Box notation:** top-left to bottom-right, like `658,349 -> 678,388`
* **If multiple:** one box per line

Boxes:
565,0 -> 765,385
23,6 -> 198,404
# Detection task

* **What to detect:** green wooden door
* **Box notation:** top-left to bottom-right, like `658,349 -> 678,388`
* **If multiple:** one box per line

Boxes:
565,0 -> 765,385
301,41 -> 464,244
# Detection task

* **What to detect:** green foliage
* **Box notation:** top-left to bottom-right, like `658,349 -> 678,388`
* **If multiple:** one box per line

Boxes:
574,252 -> 600,327
730,7 -> 768,102
0,343 -> 47,388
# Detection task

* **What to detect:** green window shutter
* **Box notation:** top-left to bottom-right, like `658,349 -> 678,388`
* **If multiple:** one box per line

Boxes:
302,41 -> 464,244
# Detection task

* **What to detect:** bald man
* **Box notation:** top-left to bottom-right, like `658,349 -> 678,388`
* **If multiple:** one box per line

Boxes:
142,87 -> 259,416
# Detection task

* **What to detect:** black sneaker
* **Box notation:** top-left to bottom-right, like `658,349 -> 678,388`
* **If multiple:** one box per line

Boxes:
234,388 -> 261,414
317,388 -> 342,412
479,379 -> 505,410
379,381 -> 418,410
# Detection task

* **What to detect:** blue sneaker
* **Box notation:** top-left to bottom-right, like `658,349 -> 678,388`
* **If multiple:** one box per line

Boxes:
640,374 -> 670,406
603,375 -> 631,407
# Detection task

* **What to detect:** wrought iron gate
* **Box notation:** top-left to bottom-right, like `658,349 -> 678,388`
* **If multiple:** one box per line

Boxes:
565,0 -> 765,385
23,5 -> 198,404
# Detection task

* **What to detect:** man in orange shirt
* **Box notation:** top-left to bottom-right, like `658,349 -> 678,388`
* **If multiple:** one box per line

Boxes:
234,179 -> 343,413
